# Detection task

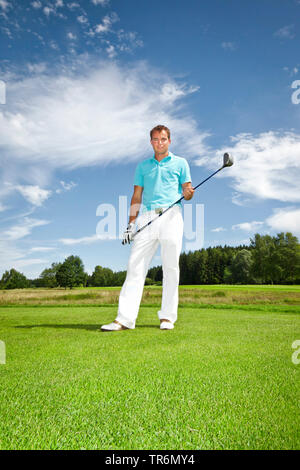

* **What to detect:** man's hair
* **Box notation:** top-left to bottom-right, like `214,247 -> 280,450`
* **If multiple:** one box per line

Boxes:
150,125 -> 170,140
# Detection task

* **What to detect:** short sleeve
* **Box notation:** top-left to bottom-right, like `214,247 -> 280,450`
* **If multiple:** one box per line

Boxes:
180,158 -> 192,184
134,163 -> 144,187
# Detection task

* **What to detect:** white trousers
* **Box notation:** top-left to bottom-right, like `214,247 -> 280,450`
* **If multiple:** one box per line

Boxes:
116,205 -> 183,329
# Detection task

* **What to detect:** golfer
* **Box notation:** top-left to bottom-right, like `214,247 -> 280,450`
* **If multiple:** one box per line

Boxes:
101,125 -> 194,331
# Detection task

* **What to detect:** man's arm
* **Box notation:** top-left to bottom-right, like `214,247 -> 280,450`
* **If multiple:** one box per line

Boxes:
182,182 -> 194,200
129,185 -> 143,224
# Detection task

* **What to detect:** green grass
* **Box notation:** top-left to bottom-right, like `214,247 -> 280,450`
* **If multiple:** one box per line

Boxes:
0,303 -> 299,450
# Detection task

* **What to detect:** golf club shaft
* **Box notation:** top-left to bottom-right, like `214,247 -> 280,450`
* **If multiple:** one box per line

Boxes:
132,165 -> 224,239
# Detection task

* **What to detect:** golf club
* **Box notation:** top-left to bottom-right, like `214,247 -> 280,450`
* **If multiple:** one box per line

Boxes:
123,152 -> 234,244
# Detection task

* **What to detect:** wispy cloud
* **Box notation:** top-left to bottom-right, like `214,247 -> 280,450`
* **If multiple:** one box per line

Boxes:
91,0 -> 109,6
55,180 -> 77,194
274,24 -> 295,39
266,207 -> 300,236
0,202 -> 9,212
221,41 -> 236,51
29,246 -> 56,252
211,227 -> 226,232
0,0 -> 11,12
59,234 -> 113,245
67,32 -> 77,40
67,2 -> 80,9
5,184 -> 52,206
283,65 -> 299,76
2,217 -> 50,241
197,131 -> 300,204
91,12 -> 119,35
232,221 -> 264,232
0,59 -> 206,203
31,1 -> 42,9
77,14 -> 89,24
105,43 -> 116,58
231,207 -> 300,237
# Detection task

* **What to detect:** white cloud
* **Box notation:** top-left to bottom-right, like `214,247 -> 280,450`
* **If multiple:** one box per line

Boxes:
1,26 -> 12,38
274,25 -> 295,40
67,32 -> 77,40
94,12 -> 119,34
221,41 -> 236,51
11,185 -> 52,206
60,180 -> 76,190
49,40 -> 59,50
67,2 -> 80,9
230,208 -> 300,237
117,30 -> 143,51
266,207 -> 300,236
106,44 -> 116,58
0,0 -> 11,11
43,6 -> 55,16
27,62 -> 47,74
0,59 -> 207,194
196,131 -> 300,204
2,217 -> 50,240
29,246 -> 56,252
60,234 -> 111,245
211,227 -> 226,232
77,15 -> 88,24
0,237 -> 53,278
31,1 -> 42,8
161,83 -> 200,104
56,180 -> 77,193
232,221 -> 264,232
42,2 -> 66,19
92,0 -> 109,5
0,202 -> 9,212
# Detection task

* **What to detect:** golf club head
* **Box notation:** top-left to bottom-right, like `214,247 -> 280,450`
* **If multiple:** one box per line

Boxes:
223,152 -> 234,168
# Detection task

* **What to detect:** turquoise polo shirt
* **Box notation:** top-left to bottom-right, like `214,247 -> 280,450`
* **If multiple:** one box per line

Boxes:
134,151 -> 192,212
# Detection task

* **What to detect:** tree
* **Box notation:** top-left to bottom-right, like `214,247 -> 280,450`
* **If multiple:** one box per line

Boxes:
90,266 -> 114,286
56,256 -> 87,289
250,234 -> 274,283
250,232 -> 300,284
112,270 -> 127,286
39,262 -> 61,288
271,232 -> 300,283
0,269 -> 30,289
229,249 -> 253,284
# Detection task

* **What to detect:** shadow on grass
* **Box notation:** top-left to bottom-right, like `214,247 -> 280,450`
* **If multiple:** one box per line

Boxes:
15,324 -> 158,331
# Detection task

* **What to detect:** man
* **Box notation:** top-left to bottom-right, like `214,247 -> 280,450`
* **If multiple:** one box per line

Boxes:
101,125 -> 194,332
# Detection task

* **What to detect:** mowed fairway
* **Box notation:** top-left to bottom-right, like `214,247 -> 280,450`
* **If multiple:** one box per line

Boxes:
0,286 -> 299,450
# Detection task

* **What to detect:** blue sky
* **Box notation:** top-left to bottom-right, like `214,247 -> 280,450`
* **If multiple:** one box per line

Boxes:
0,0 -> 300,278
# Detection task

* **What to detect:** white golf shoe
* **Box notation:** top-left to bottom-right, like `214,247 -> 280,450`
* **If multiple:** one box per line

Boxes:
160,320 -> 174,330
101,321 -> 128,332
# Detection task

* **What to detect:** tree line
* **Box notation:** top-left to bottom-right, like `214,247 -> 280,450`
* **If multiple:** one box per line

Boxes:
0,232 -> 299,289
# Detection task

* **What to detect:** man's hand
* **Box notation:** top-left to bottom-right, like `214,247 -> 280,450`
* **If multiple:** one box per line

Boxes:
122,222 -> 135,245
183,186 -> 195,200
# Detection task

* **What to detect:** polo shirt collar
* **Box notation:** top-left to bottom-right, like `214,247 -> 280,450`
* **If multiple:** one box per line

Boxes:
152,151 -> 173,163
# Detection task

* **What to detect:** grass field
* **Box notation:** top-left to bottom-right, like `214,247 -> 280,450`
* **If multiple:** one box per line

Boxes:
0,285 -> 299,450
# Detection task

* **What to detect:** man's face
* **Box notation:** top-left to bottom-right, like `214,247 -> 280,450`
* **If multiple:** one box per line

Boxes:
151,130 -> 171,155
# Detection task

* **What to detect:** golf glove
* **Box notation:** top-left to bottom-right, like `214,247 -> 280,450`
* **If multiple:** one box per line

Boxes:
122,222 -> 135,245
